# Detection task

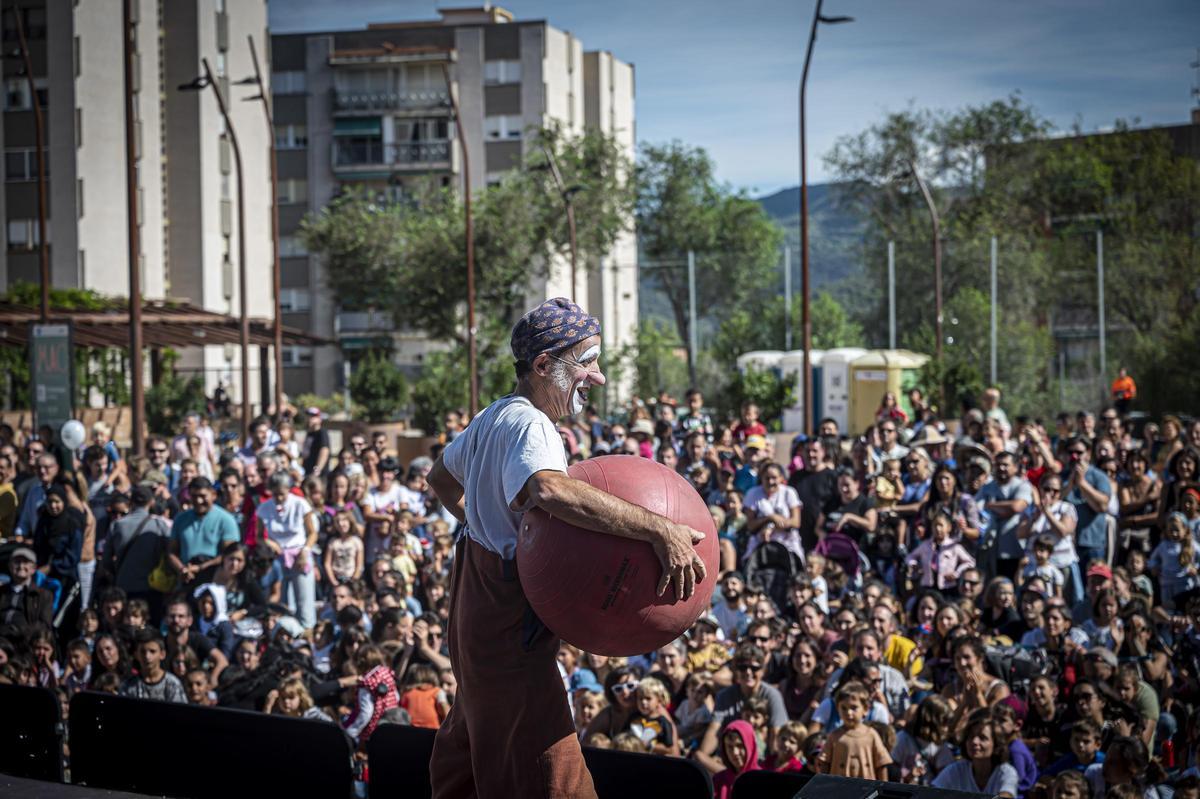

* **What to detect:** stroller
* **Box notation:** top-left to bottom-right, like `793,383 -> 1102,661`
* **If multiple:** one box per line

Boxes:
812,531 -> 865,590
744,541 -> 804,612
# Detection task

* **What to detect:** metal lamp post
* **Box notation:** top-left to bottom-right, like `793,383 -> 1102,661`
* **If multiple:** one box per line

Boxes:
179,60 -> 251,441
907,158 -> 944,407
799,0 -> 852,436
538,144 -> 583,302
236,35 -> 284,420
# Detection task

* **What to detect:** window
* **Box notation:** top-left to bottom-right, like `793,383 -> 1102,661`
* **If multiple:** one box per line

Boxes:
77,178 -> 84,218
215,52 -> 227,77
4,78 -> 30,111
277,178 -> 307,205
7,218 -> 47,250
272,70 -> 306,95
279,288 -> 311,312
335,69 -> 388,94
484,60 -> 521,85
275,124 -> 307,149
484,114 -> 523,140
5,148 -> 47,181
279,235 -> 308,258
282,346 -> 313,367
75,108 -> 82,148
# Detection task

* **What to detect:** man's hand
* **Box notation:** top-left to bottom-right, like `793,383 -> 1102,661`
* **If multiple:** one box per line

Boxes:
652,523 -> 707,602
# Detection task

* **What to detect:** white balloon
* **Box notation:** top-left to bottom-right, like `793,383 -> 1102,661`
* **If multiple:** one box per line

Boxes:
60,419 -> 86,450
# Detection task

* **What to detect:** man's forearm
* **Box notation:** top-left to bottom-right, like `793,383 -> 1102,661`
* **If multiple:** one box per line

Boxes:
530,472 -> 670,544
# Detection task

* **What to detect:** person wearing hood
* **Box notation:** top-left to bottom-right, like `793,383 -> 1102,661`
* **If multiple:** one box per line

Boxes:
712,720 -> 761,799
193,583 -> 236,658
32,483 -> 84,593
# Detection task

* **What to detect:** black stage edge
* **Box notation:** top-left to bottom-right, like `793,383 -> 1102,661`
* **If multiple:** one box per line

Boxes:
0,774 -> 159,799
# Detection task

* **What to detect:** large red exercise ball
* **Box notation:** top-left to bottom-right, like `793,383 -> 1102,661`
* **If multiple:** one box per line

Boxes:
517,455 -> 718,657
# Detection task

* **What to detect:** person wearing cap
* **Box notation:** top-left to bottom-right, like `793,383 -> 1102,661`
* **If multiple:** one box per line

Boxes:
0,545 -> 54,630
734,435 -> 769,494
168,476 -> 241,587
104,484 -> 172,623
426,298 -> 706,798
301,407 -> 331,480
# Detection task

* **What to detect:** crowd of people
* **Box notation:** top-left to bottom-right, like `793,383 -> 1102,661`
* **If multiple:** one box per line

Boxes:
1,379 -> 1200,799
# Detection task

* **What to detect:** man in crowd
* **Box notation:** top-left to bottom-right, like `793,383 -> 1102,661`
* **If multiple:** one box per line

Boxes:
789,437 -> 839,551
300,407 -> 331,479
0,546 -> 53,630
168,476 -> 240,586
104,485 -> 172,623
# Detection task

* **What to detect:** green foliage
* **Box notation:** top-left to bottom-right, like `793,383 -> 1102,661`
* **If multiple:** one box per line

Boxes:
718,366 -> 794,431
709,291 -> 864,372
610,319 -> 690,403
302,127 -> 634,351
636,141 -> 785,383
145,350 -> 206,436
349,352 -> 410,424
825,94 -> 1200,415
293,392 -> 363,420
408,318 -> 515,433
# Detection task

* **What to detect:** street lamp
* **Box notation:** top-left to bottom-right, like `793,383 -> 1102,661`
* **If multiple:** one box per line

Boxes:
6,8 -> 48,321
439,60 -> 478,416
234,35 -> 284,421
121,0 -> 144,453
799,0 -> 852,437
179,60 -> 251,441
538,144 -> 584,302
907,158 -> 944,408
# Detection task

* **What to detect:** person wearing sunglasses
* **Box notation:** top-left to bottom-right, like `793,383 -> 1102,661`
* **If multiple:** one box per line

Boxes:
694,643 -> 788,774
1061,437 -> 1112,569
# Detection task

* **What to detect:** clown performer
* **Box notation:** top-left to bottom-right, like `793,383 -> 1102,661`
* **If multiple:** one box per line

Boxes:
427,298 -> 708,797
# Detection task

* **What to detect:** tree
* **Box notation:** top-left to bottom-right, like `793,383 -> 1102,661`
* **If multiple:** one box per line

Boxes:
302,127 -> 634,349
408,319 -> 516,433
349,352 -> 409,423
718,366 -> 794,432
145,349 -> 207,436
637,141 -> 784,385
709,291 -> 864,371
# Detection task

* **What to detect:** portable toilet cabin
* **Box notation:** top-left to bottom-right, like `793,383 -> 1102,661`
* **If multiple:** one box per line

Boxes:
819,347 -> 867,434
778,349 -> 824,433
847,350 -> 931,435
736,350 -> 784,379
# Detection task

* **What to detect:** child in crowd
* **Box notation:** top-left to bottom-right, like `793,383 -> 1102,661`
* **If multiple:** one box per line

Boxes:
741,695 -> 771,760
766,721 -> 808,772
184,668 -> 215,706
630,679 -> 679,756
193,584 -> 235,657
343,645 -> 400,746
712,721 -> 761,799
1019,534 -> 1065,597
905,507 -> 976,592
387,530 -> 419,587
612,732 -> 648,753
582,733 -> 612,750
268,676 -> 333,722
801,733 -> 828,777
806,553 -> 830,614
574,690 -> 607,740
893,694 -> 955,784
868,721 -> 901,782
122,598 -> 150,633
29,626 -> 61,689
119,630 -> 187,703
76,609 -> 100,652
1023,675 -> 1068,767
92,672 -> 121,695
63,639 -> 91,697
823,681 -> 892,780
323,509 -> 365,587
1125,549 -> 1154,600
1151,512 -> 1198,609
992,696 -> 1038,798
1045,719 -> 1105,775
1050,770 -> 1089,799
675,671 -> 715,749
400,663 -> 450,730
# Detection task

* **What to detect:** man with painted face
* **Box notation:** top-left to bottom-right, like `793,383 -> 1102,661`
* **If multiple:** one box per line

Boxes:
427,298 -> 706,798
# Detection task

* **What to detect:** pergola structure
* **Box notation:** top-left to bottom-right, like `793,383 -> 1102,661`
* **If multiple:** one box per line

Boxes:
0,300 -> 324,349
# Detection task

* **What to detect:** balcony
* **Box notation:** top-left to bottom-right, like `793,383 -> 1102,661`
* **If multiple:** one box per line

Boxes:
335,310 -> 394,335
332,140 -> 451,171
332,89 -> 449,113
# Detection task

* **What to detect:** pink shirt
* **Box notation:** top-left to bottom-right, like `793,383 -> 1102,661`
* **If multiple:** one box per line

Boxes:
904,538 -> 975,590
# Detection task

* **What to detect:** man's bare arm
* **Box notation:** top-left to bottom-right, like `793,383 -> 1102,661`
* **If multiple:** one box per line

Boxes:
521,470 -> 706,601
428,457 -> 466,524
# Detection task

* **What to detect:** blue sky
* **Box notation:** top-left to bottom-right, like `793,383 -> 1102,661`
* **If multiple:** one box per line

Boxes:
270,0 -> 1200,194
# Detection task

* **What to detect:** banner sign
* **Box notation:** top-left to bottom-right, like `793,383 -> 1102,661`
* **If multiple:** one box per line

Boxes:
30,322 -> 73,432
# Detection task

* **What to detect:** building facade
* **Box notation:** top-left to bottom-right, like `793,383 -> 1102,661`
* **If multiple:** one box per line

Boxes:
270,5 -> 638,401
0,0 -> 272,410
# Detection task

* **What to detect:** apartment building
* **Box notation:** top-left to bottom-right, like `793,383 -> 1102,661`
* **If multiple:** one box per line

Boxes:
0,0 -> 272,408
270,5 -> 638,401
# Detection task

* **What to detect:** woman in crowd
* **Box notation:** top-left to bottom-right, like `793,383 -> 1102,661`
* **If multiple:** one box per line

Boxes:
255,472 -> 318,629
932,709 -> 1019,797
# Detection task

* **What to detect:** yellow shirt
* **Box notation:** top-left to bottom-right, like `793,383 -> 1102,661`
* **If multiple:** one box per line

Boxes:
884,634 -> 922,679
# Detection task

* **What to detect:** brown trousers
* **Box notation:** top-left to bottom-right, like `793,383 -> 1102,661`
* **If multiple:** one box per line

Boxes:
430,537 -> 597,799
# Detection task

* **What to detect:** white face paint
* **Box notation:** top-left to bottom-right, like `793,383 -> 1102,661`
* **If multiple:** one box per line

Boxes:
569,345 -> 601,415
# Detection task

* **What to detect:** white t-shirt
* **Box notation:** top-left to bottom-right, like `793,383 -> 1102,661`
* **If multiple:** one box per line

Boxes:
395,485 -> 427,518
256,494 -> 313,550
932,760 -> 1019,797
365,484 -> 405,520
743,484 -> 802,523
1022,560 -> 1065,592
1024,500 -> 1079,567
441,395 -> 567,559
